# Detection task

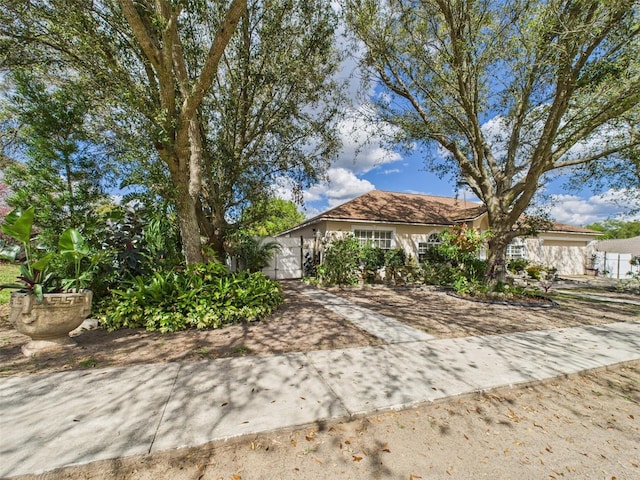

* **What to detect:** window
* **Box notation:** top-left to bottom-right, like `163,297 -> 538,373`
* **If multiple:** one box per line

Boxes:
506,238 -> 526,260
353,229 -> 393,250
426,232 -> 442,246
417,232 -> 442,262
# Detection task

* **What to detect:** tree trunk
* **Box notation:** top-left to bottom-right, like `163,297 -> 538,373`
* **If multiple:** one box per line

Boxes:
486,235 -> 509,284
175,185 -> 203,264
207,233 -> 226,263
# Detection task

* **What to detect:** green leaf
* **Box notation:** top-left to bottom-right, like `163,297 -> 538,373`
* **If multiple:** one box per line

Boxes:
1,207 -> 34,244
3,207 -> 24,226
31,253 -> 54,272
33,283 -> 44,303
59,228 -> 89,256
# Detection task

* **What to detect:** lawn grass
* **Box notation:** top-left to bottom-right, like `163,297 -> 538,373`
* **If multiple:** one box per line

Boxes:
0,263 -> 20,304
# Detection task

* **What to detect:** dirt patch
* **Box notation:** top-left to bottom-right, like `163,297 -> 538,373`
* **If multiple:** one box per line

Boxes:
11,361 -> 640,480
323,284 -> 639,338
0,283 -> 382,377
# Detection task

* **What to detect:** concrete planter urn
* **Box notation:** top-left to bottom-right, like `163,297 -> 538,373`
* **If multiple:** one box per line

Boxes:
10,290 -> 93,356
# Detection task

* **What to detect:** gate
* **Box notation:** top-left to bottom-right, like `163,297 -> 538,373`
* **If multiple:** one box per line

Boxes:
260,236 -> 307,280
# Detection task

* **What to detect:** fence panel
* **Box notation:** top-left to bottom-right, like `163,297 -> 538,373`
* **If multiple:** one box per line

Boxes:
594,251 -> 638,279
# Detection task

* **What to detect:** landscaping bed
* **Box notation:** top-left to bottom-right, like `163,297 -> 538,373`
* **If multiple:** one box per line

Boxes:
1,279 -> 637,377
323,282 -> 637,339
0,283 -> 382,377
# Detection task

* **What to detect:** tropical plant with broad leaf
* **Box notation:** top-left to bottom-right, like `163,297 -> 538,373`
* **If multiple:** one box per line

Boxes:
0,206 -> 94,300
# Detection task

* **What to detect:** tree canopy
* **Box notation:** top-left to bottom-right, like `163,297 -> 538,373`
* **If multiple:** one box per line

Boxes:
193,0 -> 346,255
346,0 -> 640,277
1,0 -> 247,264
585,219 -> 640,239
0,0 -> 345,263
240,198 -> 306,237
2,71 -> 110,247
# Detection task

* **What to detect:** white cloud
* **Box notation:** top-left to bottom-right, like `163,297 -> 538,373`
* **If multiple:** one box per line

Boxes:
273,167 -> 375,216
332,114 -> 402,174
546,189 -> 640,225
303,167 -> 375,211
381,168 -> 401,175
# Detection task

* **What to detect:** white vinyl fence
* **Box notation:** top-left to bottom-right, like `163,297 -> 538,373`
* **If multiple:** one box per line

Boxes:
260,236 -> 306,280
227,236 -> 314,280
593,251 -> 638,280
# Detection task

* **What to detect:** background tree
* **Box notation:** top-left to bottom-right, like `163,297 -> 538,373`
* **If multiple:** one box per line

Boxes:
240,198 -> 306,237
346,0 -> 640,278
585,219 -> 640,239
3,71 -> 110,247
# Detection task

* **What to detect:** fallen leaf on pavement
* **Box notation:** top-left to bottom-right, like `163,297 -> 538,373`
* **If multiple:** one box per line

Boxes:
508,409 -> 520,422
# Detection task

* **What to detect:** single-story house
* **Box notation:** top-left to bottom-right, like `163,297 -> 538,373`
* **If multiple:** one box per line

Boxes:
277,190 -> 602,276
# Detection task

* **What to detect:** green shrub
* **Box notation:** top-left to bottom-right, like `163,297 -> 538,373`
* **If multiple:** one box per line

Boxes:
230,233 -> 281,272
507,258 -> 529,273
318,236 -> 361,286
384,248 -> 406,284
360,244 -> 385,283
98,262 -> 283,332
384,248 -> 406,268
420,226 -> 488,288
452,276 -> 488,296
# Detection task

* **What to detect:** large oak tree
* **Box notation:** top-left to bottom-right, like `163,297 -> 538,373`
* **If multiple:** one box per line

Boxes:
1,0 -> 345,263
1,0 -> 246,264
195,1 -> 345,256
346,0 -> 640,277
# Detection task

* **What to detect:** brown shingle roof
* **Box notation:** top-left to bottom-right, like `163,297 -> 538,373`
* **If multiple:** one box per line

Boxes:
279,190 -> 601,236
309,190 -> 486,226
548,222 -> 602,235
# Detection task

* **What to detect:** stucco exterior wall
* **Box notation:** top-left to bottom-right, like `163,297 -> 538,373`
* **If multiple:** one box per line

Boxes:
320,221 -> 445,259
524,236 -> 593,275
281,218 -> 597,276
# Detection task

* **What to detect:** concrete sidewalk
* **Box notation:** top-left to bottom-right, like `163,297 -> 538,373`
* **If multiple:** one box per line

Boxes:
1,295 -> 639,477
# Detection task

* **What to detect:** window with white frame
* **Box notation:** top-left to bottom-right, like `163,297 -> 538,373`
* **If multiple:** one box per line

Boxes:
353,229 -> 393,250
506,237 -> 526,260
417,232 -> 443,262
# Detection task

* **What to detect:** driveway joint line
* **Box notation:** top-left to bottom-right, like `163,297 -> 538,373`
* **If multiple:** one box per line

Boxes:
304,352 -> 353,417
148,363 -> 182,454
